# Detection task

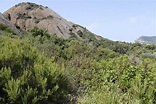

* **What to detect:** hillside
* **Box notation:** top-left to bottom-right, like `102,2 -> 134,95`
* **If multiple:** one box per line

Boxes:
136,36 -> 156,44
0,28 -> 156,103
0,2 -> 156,104
3,2 -> 101,41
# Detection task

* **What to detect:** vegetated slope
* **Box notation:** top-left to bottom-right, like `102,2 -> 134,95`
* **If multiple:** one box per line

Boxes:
1,2 -> 156,104
136,36 -> 156,44
3,2 -> 101,40
0,30 -> 156,104
0,12 -> 19,34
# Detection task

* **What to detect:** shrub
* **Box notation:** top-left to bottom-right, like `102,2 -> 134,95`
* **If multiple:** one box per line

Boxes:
45,6 -> 48,8
30,26 -> 50,38
69,28 -> 73,32
17,13 -> 25,19
47,15 -> 53,19
0,37 -> 72,103
77,30 -> 83,37
25,6 -> 32,10
70,33 -> 77,39
27,2 -> 40,10
17,13 -> 31,20
77,56 -> 156,104
41,15 -> 54,21
72,24 -> 77,29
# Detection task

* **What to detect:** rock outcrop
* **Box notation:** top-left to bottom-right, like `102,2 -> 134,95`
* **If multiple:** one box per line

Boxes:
3,2 -> 88,39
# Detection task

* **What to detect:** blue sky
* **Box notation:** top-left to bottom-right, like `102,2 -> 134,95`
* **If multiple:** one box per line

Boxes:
0,0 -> 155,42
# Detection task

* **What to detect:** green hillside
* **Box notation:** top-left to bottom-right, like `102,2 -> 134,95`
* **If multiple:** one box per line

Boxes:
0,25 -> 156,104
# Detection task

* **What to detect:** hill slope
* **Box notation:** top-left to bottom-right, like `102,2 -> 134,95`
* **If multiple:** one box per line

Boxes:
0,2 -> 156,103
3,2 -> 101,40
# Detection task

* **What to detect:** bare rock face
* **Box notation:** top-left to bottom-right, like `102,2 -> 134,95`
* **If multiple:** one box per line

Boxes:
0,12 -> 19,34
3,2 -> 86,38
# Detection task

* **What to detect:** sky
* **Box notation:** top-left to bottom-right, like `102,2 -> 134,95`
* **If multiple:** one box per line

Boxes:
0,0 -> 155,42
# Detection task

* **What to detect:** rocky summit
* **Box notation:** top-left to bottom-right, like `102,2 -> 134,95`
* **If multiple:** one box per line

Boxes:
3,2 -> 100,40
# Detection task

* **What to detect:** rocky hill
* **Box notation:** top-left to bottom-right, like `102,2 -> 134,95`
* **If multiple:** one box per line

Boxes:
3,2 -> 101,40
136,36 -> 156,44
0,12 -> 19,34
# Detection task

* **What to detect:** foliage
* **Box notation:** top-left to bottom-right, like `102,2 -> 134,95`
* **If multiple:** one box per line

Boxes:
17,13 -> 31,20
25,2 -> 43,10
30,26 -> 50,38
77,56 -> 156,104
0,28 -> 156,103
0,36 -> 73,104
47,15 -> 53,19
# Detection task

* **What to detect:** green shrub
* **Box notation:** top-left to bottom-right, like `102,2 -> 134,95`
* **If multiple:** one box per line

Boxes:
69,28 -> 73,32
0,36 -> 72,103
77,56 -> 156,104
77,30 -> 83,37
47,15 -> 53,19
26,2 -> 41,10
30,26 -> 50,38
17,13 -> 25,19
17,13 -> 31,20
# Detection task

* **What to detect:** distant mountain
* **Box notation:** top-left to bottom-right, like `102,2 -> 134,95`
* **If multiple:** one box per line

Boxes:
3,2 -> 101,40
136,36 -> 156,44
0,12 -> 19,34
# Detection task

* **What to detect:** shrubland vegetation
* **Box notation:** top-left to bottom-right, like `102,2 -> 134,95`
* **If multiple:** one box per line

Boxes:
0,26 -> 156,104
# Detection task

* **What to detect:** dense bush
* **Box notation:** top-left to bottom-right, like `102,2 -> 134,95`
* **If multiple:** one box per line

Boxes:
0,36 -> 72,103
30,26 -> 50,38
77,56 -> 156,104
